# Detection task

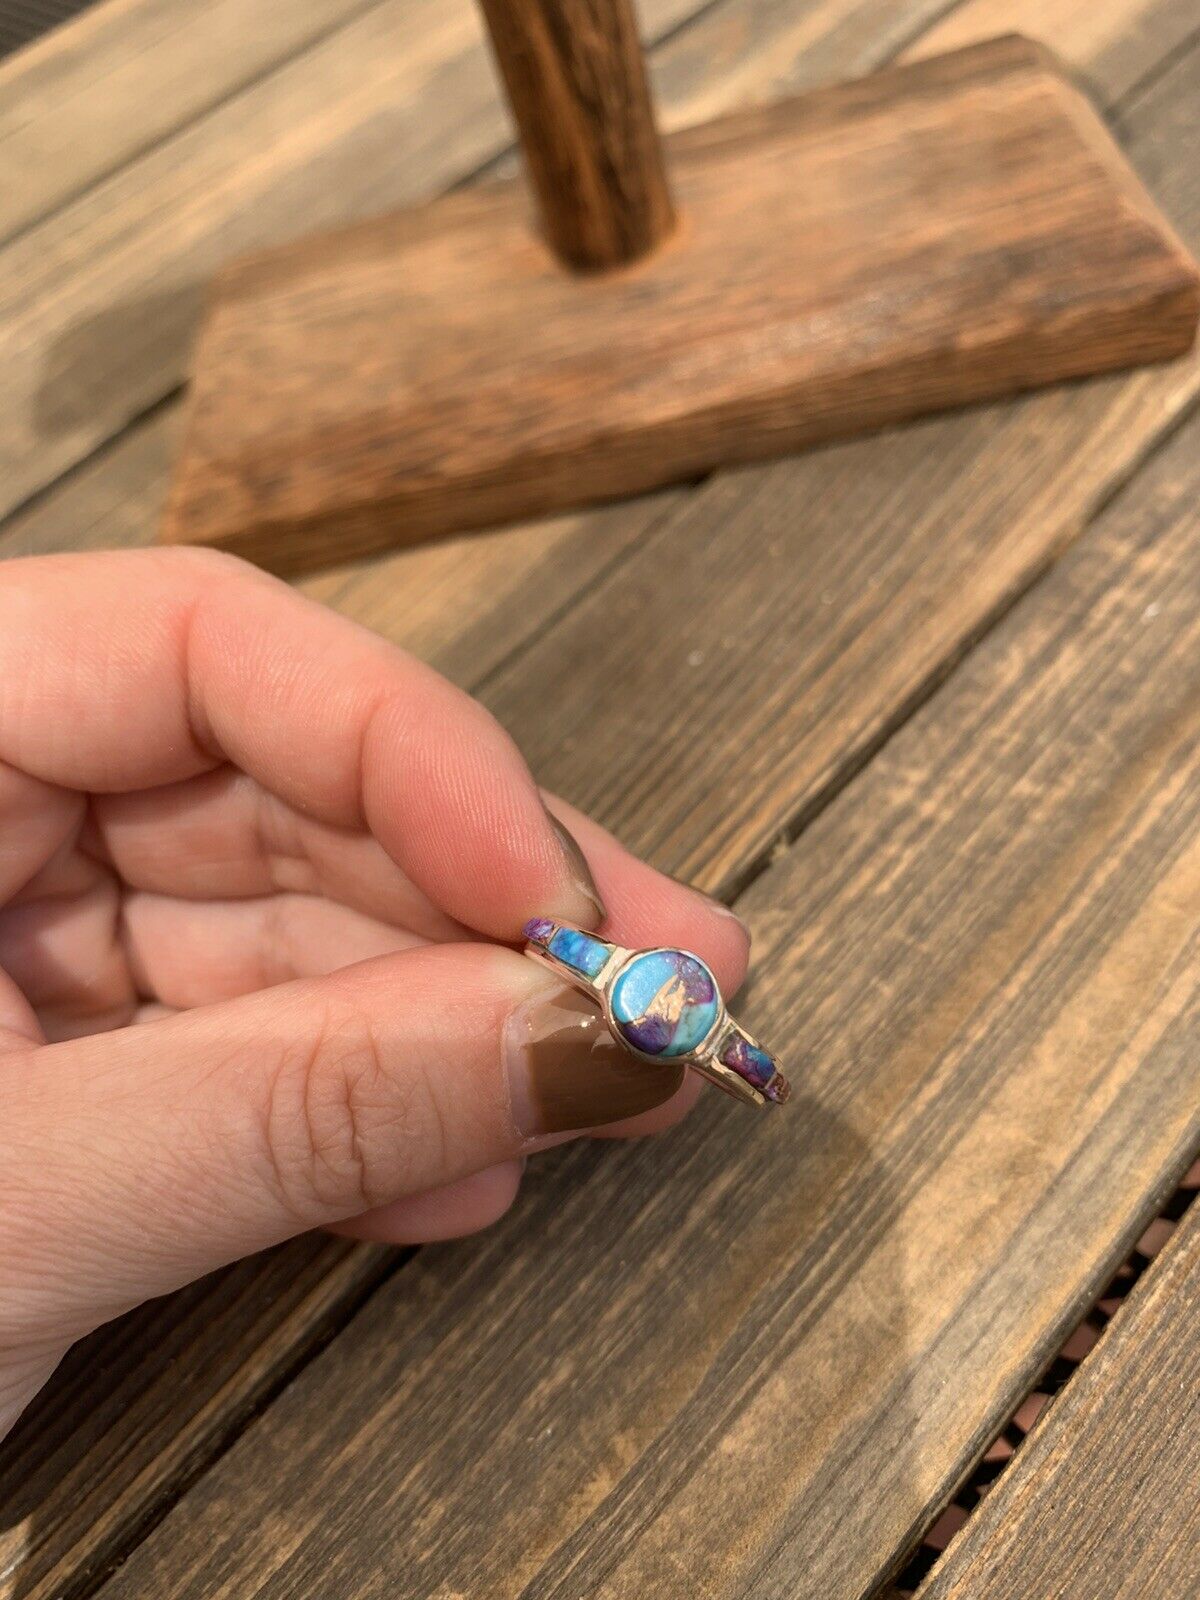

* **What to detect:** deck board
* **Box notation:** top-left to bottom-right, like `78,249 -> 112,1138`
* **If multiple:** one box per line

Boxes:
0,0 -> 724,524
916,1196 -> 1200,1600
0,0 -> 379,240
0,1239 -> 394,1600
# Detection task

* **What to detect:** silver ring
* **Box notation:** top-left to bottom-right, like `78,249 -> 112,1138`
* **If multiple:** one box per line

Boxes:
522,917 -> 789,1108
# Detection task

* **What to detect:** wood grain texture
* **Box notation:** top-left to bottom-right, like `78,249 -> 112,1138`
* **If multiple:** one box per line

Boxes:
0,0 -> 707,527
92,354 -> 1200,1600
2,8 -> 1196,1599
903,0 -> 1200,91
0,0 -> 1112,533
0,0 -> 965,559
478,0 -> 675,267
0,1240 -> 392,1600
0,401 -> 683,693
160,36 -> 1200,570
917,1197 -> 1200,1600
2,0 -> 1194,582
641,0 -> 1193,134
0,0 -> 378,242
475,40 -> 1200,896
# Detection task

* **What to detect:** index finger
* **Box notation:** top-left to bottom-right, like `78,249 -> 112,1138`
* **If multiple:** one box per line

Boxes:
0,548 -> 595,939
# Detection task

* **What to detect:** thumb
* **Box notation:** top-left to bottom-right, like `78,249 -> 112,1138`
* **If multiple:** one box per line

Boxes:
0,944 -> 684,1347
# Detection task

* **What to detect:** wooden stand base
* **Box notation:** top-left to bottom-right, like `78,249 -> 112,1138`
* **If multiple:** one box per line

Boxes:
163,36 -> 1199,572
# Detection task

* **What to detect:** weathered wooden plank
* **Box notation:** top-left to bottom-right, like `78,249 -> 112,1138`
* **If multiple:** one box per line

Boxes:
0,1240 -> 392,1600
7,0 -> 1062,531
0,0 -> 496,521
888,1158 -> 1199,1593
0,0 -> 1041,647
2,0 -> 1192,537
916,1196 -> 1200,1600
0,0 -> 379,242
89,298 -> 1200,1600
4,0 -> 1196,626
903,0 -> 1200,93
0,0 -> 716,526
623,0 -> 1197,143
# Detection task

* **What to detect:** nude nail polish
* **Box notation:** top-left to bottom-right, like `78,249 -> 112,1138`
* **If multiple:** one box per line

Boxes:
666,870 -> 750,939
547,814 -> 606,925
505,986 -> 682,1138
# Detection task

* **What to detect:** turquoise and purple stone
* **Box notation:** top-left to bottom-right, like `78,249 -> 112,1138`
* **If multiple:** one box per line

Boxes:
720,1034 -> 776,1092
548,926 -> 610,980
610,950 -> 719,1057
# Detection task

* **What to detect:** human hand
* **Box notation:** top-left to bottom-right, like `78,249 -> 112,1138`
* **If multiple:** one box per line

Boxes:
0,550 -> 747,1435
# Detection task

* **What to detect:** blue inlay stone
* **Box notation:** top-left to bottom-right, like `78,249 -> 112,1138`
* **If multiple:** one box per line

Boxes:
548,926 -> 610,980
524,916 -> 556,945
719,1034 -> 776,1091
610,950 -> 719,1057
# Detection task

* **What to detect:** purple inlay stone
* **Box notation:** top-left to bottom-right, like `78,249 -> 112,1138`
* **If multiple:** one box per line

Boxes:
524,916 -> 556,945
720,1034 -> 776,1092
548,926 -> 610,980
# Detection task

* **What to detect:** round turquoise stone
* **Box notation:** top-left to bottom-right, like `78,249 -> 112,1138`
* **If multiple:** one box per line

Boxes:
610,950 -> 719,1058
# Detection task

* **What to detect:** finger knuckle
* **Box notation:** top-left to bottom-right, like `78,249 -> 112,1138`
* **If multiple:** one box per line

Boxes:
260,1000 -> 435,1220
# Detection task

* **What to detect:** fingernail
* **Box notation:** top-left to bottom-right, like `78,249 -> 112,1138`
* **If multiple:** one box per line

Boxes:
667,871 -> 750,938
505,985 -> 683,1138
547,814 -> 606,925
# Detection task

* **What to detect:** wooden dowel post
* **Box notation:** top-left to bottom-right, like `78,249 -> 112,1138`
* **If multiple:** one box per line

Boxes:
477,0 -> 676,271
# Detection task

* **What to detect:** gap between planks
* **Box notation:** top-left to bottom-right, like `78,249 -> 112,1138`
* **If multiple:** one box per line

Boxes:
913,1181 -> 1200,1599
893,1163 -> 1199,1592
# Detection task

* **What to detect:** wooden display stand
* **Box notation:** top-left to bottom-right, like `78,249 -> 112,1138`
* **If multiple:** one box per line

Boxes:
162,11 -> 1199,573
